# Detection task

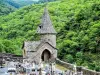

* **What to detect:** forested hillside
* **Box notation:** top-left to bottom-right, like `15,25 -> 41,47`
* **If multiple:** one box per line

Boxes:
0,0 -> 37,16
0,0 -> 16,16
0,0 -> 100,71
11,0 -> 37,7
38,0 -> 56,3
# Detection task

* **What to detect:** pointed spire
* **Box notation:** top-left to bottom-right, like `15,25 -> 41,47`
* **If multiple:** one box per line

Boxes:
37,7 -> 57,34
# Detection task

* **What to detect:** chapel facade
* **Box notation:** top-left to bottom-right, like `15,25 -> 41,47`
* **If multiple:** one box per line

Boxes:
23,7 -> 57,64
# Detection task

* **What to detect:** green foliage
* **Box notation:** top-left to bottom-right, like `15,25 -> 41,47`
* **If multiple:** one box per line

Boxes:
65,54 -> 74,63
76,52 -> 83,58
0,0 -> 16,16
0,42 -> 5,52
76,52 -> 84,66
38,0 -> 57,3
0,0 -> 39,16
10,0 -> 38,7
0,39 -> 22,54
0,0 -> 99,71
95,66 -> 100,72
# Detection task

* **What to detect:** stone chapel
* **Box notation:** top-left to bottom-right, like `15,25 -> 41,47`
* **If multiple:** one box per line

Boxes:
23,7 -> 57,64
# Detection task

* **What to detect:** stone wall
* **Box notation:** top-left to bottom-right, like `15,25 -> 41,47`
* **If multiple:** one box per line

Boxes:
56,58 -> 100,75
56,58 -> 74,70
81,67 -> 100,75
0,53 -> 23,63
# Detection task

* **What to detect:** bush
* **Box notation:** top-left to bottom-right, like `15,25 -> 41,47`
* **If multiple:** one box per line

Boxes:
95,66 -> 100,72
65,54 -> 74,63
76,52 -> 83,58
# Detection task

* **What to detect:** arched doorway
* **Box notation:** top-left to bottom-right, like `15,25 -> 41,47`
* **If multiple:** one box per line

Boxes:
41,49 -> 51,62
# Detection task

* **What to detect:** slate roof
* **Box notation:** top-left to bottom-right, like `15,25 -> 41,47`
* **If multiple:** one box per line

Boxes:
24,41 -> 41,52
37,7 -> 57,34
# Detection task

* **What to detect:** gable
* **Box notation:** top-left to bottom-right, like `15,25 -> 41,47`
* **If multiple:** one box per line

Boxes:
36,41 -> 57,51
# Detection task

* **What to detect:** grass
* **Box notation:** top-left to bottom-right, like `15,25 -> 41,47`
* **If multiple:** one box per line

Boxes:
56,64 -> 68,71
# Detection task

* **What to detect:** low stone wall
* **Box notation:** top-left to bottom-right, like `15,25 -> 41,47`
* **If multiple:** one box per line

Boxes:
56,58 -> 100,75
56,58 -> 74,70
81,67 -> 100,75
0,53 -> 23,63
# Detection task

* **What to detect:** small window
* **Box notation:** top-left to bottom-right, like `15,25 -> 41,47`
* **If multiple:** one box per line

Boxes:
39,26 -> 42,29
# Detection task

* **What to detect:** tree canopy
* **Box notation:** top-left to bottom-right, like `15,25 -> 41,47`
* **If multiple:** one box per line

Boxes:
0,0 -> 100,71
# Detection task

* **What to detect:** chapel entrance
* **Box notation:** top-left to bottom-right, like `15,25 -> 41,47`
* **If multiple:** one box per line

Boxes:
41,49 -> 51,62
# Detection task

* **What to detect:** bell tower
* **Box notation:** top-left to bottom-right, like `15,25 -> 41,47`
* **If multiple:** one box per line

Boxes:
37,7 -> 57,47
